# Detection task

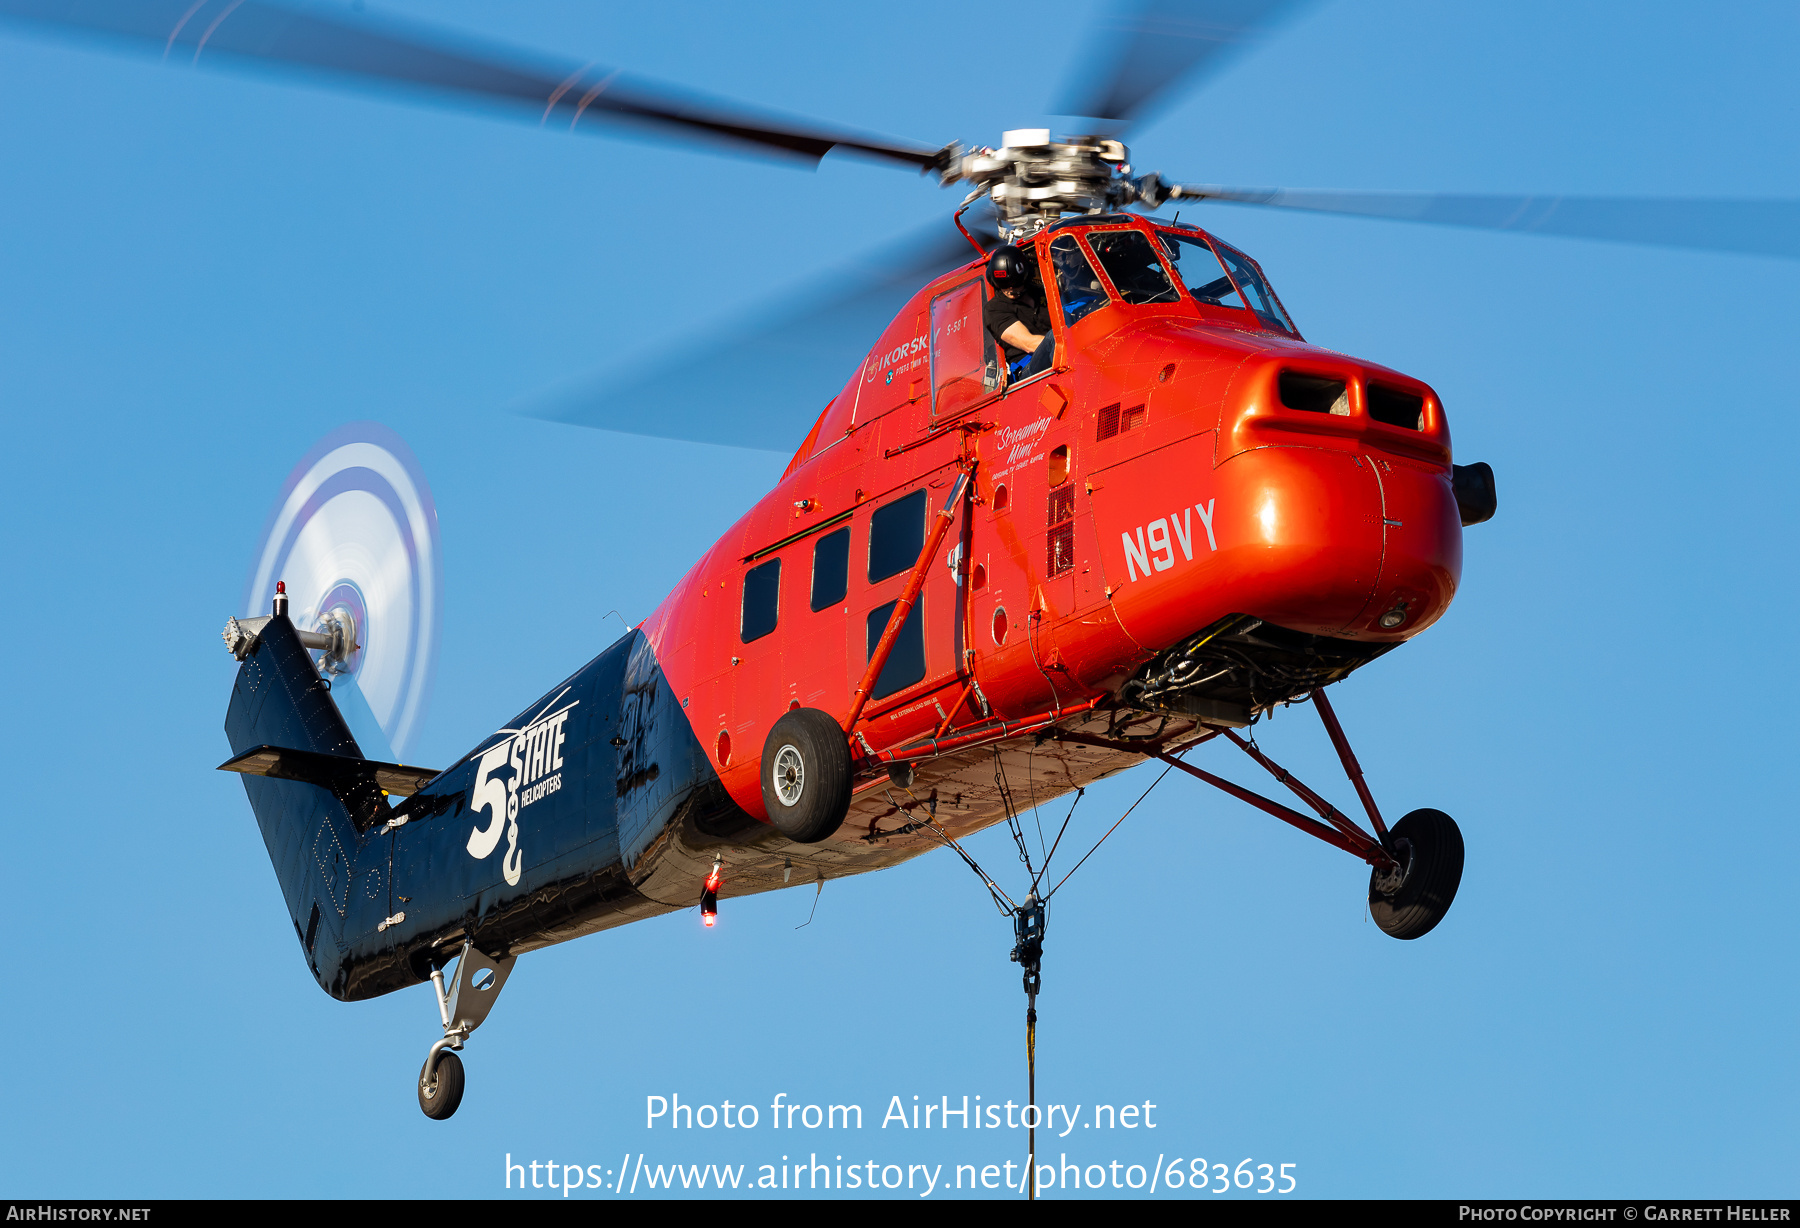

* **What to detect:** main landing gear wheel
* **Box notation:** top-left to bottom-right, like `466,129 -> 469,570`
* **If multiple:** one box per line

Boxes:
418,1049 -> 464,1120
1369,808 -> 1465,940
761,708 -> 852,843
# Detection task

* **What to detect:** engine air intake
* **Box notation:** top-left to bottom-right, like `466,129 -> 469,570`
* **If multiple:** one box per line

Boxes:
1367,384 -> 1424,430
1278,371 -> 1349,415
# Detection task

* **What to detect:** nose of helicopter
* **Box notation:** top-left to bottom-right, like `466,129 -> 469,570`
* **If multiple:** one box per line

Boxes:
1206,351 -> 1464,640
1209,424 -> 1462,640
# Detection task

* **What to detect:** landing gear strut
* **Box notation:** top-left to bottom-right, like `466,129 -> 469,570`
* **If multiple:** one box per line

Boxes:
1054,686 -> 1464,938
418,940 -> 516,1120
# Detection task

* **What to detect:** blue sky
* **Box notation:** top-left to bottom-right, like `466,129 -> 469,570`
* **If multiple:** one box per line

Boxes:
0,0 -> 1794,1200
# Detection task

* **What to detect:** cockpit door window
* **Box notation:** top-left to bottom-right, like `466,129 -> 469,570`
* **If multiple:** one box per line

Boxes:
1049,235 -> 1108,328
1084,229 -> 1181,306
930,278 -> 999,418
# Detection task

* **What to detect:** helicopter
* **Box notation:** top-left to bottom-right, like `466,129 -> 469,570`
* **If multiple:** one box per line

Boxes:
8,1 -> 1795,1126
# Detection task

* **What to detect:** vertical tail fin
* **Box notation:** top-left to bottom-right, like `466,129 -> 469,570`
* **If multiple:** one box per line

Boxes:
222,612 -> 371,997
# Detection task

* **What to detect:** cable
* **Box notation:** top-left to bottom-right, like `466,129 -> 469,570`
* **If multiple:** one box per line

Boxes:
992,748 -> 1038,880
903,793 -> 1015,916
1032,786 -> 1085,894
1042,751 -> 1186,902
1026,1001 -> 1038,1201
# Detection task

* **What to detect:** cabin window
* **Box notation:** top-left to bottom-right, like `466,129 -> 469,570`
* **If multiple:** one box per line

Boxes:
1085,230 -> 1181,306
1157,231 -> 1249,311
931,279 -> 1000,417
811,526 -> 851,611
1049,235 -> 1108,328
865,599 -> 926,699
741,558 -> 780,643
1048,444 -> 1070,487
868,489 -> 927,583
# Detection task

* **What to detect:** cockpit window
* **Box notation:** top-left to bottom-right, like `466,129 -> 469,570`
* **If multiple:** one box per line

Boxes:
1210,239 -> 1297,335
1157,231 -> 1248,310
1049,235 -> 1107,328
1084,230 -> 1181,306
1158,230 -> 1298,335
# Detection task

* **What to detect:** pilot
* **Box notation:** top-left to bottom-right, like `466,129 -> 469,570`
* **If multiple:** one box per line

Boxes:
983,245 -> 1055,381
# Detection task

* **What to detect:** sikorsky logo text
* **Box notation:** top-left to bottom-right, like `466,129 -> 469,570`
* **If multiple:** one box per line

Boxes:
467,689 -> 578,886
866,333 -> 928,381
1121,500 -> 1218,582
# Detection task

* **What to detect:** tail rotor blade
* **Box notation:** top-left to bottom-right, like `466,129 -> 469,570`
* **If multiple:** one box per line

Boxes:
245,422 -> 442,760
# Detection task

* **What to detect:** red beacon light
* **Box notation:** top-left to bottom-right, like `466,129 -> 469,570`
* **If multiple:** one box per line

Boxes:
700,859 -> 722,928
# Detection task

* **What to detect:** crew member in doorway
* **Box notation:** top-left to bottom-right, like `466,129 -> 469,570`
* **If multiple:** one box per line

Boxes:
984,245 -> 1054,382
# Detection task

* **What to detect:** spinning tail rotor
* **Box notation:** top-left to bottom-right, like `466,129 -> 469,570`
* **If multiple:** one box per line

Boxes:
238,422 -> 441,762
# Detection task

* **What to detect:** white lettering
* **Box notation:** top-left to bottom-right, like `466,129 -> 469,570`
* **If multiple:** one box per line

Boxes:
1147,518 -> 1173,571
996,417 -> 1054,450
465,696 -> 579,884
1195,499 -> 1217,551
1169,508 -> 1193,560
1122,528 -> 1150,582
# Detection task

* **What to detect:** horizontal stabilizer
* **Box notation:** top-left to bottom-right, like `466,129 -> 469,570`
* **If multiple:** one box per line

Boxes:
219,744 -> 443,829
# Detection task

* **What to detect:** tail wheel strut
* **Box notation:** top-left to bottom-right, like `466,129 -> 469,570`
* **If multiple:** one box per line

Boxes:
418,940 -> 516,1120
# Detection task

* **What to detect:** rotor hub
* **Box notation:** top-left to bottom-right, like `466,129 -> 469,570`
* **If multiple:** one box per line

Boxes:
942,130 -> 1146,242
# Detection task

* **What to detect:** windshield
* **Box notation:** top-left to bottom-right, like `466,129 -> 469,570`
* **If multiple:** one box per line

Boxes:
1210,239 -> 1296,334
1049,235 -> 1108,327
1157,231 -> 1247,310
1157,230 -> 1297,334
1084,229 -> 1181,306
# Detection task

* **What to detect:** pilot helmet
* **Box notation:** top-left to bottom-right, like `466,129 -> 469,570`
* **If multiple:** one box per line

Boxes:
986,245 -> 1033,291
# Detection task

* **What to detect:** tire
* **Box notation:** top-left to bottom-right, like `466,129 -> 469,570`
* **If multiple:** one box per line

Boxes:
761,708 -> 852,843
418,1049 -> 464,1120
1368,808 -> 1464,940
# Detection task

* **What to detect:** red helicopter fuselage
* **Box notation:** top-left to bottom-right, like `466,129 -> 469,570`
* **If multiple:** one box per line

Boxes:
641,214 -> 1461,825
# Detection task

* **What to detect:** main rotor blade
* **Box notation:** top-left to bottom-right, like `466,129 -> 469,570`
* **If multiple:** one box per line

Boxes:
0,0 -> 943,169
1059,0 -> 1315,128
1176,186 -> 1800,260
519,211 -> 998,453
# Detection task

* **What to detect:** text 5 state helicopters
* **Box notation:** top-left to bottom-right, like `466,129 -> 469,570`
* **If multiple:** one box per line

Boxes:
9,0 -> 1796,1132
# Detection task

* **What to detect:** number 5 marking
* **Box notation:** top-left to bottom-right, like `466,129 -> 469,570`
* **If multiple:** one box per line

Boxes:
466,742 -> 510,859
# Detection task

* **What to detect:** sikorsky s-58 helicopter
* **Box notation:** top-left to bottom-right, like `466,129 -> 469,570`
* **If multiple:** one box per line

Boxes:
11,0 -> 1796,1126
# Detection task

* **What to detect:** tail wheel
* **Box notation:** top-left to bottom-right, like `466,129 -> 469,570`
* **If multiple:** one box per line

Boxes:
418,1049 -> 465,1120
760,709 -> 852,843
1369,808 -> 1464,940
